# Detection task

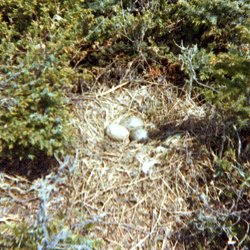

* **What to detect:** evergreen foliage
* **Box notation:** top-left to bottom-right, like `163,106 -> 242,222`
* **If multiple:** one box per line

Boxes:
0,0 -> 82,160
0,48 -> 72,160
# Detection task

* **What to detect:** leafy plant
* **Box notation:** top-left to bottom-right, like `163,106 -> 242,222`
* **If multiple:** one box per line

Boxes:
205,49 -> 250,129
0,0 -> 84,160
0,48 -> 73,160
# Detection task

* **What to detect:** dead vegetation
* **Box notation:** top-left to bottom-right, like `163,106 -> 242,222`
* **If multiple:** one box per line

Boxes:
69,81 -> 217,249
2,77 -> 244,249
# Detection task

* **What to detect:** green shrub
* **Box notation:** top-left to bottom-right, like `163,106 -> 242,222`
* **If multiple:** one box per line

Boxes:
204,49 -> 250,129
0,0 -> 82,160
0,48 -> 72,160
0,0 -> 100,161
168,0 -> 250,131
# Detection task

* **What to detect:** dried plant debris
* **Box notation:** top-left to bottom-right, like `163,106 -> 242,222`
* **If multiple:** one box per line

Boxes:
71,82 -> 234,249
1,82 -> 248,249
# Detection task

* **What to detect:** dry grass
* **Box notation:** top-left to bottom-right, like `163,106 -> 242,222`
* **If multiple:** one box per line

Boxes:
68,81 -> 216,249
1,79 -> 248,249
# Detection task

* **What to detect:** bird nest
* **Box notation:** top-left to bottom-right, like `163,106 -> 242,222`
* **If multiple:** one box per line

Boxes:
69,81 -> 216,249
0,80 -> 226,249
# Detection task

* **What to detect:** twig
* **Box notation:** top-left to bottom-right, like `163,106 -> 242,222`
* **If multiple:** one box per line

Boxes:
98,81 -> 130,97
174,41 -> 218,94
233,124 -> 242,158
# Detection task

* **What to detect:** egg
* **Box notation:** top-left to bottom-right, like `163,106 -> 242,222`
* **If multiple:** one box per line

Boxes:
120,116 -> 144,131
130,128 -> 148,142
105,124 -> 129,141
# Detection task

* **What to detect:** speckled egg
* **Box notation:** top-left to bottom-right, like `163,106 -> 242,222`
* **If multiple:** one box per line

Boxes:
130,128 -> 149,142
105,124 -> 129,141
120,116 -> 144,132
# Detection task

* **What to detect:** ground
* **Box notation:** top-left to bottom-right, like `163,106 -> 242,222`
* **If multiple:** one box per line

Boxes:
0,79 -> 228,249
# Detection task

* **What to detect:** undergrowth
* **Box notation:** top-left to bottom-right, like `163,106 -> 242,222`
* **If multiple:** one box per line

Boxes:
0,153 -> 103,249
